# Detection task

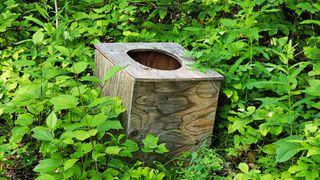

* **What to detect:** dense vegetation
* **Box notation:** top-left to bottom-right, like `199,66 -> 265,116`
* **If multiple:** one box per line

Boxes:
0,0 -> 319,179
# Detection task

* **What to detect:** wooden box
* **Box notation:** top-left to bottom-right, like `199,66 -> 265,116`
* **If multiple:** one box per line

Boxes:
94,43 -> 223,155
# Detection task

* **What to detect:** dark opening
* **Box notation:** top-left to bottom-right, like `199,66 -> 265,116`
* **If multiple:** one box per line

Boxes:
127,49 -> 182,70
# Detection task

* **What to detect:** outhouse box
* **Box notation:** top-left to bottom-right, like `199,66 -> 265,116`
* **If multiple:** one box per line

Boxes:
94,43 -> 223,156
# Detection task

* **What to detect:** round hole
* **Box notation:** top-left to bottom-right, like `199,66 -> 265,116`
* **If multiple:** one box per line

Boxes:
127,49 -> 182,70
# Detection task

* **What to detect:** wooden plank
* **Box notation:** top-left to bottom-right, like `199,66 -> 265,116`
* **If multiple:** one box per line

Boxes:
128,80 -> 221,156
94,50 -> 135,130
94,43 -> 224,82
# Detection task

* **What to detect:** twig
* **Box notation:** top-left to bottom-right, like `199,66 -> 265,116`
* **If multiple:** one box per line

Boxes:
54,0 -> 58,27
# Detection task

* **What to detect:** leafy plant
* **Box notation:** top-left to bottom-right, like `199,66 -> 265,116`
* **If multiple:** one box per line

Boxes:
1,0 -> 320,179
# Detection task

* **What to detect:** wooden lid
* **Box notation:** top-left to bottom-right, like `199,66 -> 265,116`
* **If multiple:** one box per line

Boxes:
94,43 -> 224,82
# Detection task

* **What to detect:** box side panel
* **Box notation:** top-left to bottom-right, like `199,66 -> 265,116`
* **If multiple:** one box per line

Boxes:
95,50 -> 134,131
129,80 -> 221,155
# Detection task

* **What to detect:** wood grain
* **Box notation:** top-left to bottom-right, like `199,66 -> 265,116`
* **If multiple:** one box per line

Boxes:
128,81 -> 221,155
95,50 -> 135,130
94,43 -> 223,156
94,43 -> 224,82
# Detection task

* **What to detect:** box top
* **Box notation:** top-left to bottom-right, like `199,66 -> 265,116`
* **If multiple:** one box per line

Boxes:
94,43 -> 223,82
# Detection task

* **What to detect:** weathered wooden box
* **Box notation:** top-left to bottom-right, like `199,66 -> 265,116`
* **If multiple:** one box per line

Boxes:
94,43 -> 223,155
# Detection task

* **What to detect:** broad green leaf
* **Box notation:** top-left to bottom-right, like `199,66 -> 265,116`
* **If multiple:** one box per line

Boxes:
73,129 -> 97,141
108,158 -> 124,169
70,85 -> 88,96
46,112 -> 57,129
13,83 -> 42,102
63,139 -> 74,145
92,150 -> 106,160
159,8 -> 167,20
304,46 -> 320,61
143,134 -> 158,149
223,89 -> 233,98
275,136 -> 304,162
73,12 -> 90,20
220,18 -> 237,27
50,95 -> 78,111
55,46 -> 70,56
238,163 -> 249,173
259,124 -> 270,136
307,147 -> 320,157
288,162 -> 308,174
34,158 -> 60,173
13,60 -> 35,69
156,144 -> 169,154
123,31 -> 139,37
69,61 -> 88,74
308,62 -> 320,76
35,174 -> 55,180
15,113 -> 34,126
261,144 -> 276,155
261,174 -> 273,180
105,146 -> 122,155
87,113 -> 106,127
123,140 -> 139,152
97,120 -> 123,132
304,80 -> 320,96
63,159 -> 78,171
32,126 -> 54,141
32,30 -> 44,45
9,126 -> 30,143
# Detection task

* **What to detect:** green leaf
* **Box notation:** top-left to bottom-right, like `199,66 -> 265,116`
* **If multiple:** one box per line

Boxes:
156,143 -> 169,154
97,120 -> 123,132
261,144 -> 276,155
32,126 -> 54,141
275,136 -> 304,162
123,140 -> 139,152
300,20 -> 320,25
92,150 -> 106,160
35,3 -> 49,20
80,76 -> 100,83
34,158 -> 60,173
50,95 -> 78,111
15,113 -> 34,126
259,123 -> 270,136
32,30 -> 44,45
25,15 -> 45,27
123,31 -> 140,37
103,66 -> 125,82
35,174 -> 56,180
307,147 -> 320,157
143,134 -> 158,149
73,129 -> 97,141
9,126 -> 30,143
46,112 -> 57,130
304,46 -> 320,61
239,163 -> 249,173
88,113 -> 106,127
69,61 -> 88,74
223,89 -> 233,98
55,46 -> 70,56
63,159 -> 78,171
105,146 -> 122,155
159,8 -> 167,20
304,80 -> 320,96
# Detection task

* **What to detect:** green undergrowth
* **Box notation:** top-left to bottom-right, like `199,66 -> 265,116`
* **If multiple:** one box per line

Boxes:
0,0 -> 320,179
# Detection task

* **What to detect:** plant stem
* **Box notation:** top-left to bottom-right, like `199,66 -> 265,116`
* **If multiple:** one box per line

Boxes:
54,0 -> 59,28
